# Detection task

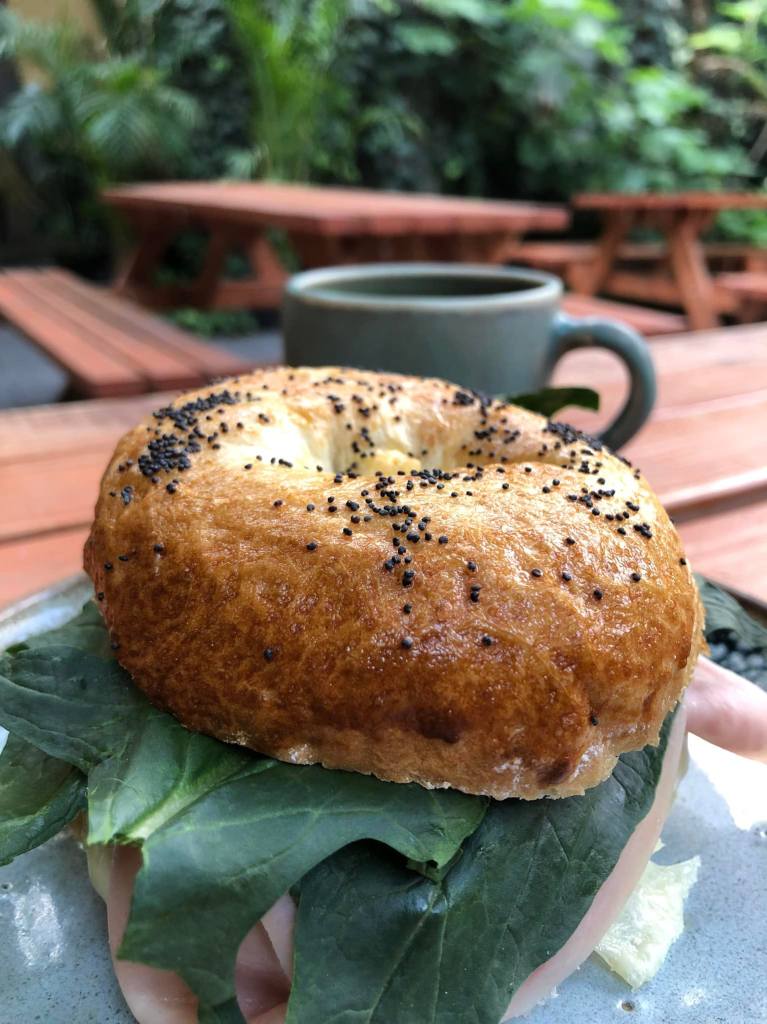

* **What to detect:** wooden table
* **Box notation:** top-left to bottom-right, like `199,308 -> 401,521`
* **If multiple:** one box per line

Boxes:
103,182 -> 569,311
2,323 -> 766,608
573,192 -> 767,332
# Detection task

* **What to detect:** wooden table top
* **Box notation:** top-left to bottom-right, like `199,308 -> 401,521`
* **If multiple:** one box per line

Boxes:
574,191 -> 767,213
103,182 -> 570,236
2,323 -> 766,607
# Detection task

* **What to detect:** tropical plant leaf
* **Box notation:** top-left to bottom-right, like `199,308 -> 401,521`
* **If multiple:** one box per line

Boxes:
0,86 -> 62,147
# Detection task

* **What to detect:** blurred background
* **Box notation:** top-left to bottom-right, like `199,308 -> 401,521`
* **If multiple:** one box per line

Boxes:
2,0 -> 767,317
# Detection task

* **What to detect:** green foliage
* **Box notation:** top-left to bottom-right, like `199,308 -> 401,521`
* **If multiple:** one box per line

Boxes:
167,307 -> 262,336
5,0 -> 767,265
0,8 -> 201,265
324,0 -> 758,198
223,0 -> 354,180
94,0 -> 253,180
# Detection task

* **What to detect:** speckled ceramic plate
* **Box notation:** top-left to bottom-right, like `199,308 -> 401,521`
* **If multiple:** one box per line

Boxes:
1,575 -> 766,1024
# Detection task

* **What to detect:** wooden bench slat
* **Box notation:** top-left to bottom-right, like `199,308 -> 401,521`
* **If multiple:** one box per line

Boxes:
561,294 -> 687,335
575,192 -> 767,212
104,182 -> 569,236
0,527 -> 89,609
552,324 -> 767,443
0,281 -> 144,397
0,266 -> 257,398
622,400 -> 767,503
42,269 -> 254,377
5,270 -> 207,390
717,271 -> 767,299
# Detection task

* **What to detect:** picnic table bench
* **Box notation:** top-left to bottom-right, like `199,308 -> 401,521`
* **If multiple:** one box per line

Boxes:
102,182 -> 569,311
505,240 -> 767,281
572,192 -> 767,330
716,271 -> 767,322
2,323 -> 765,608
0,268 -> 254,398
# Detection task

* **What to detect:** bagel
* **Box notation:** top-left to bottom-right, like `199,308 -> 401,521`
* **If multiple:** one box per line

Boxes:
84,366 -> 703,800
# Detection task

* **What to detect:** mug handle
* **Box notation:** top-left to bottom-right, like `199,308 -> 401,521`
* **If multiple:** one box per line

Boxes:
550,313 -> 657,450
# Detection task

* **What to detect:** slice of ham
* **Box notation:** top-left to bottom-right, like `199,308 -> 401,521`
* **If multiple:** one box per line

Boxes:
106,845 -> 290,1024
261,894 -> 295,979
502,704 -> 688,1019
109,673 -> 764,1024
685,656 -> 767,763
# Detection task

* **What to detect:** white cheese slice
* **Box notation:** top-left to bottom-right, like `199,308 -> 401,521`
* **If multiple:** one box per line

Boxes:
594,850 -> 700,989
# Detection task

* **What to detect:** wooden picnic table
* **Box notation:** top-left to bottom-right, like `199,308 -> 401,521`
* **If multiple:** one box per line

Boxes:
102,182 -> 569,311
573,192 -> 767,332
2,323 -> 766,608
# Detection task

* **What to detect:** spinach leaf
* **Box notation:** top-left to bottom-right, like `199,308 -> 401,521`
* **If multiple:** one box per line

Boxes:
119,762 -> 486,1021
287,714 -> 674,1024
0,645 -> 147,772
0,615 -> 258,845
698,576 -> 767,650
505,386 -> 600,417
0,733 -> 85,865
87,712 -> 253,844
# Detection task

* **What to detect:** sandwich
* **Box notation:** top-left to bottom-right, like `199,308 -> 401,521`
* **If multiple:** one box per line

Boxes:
1,367 -> 765,1024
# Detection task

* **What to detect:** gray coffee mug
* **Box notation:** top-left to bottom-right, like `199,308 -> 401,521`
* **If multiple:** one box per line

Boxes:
283,263 -> 656,449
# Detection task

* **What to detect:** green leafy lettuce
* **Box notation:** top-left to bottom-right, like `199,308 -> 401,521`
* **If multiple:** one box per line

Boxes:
8,580 -> 758,1022
505,386 -> 600,418
0,732 -> 85,866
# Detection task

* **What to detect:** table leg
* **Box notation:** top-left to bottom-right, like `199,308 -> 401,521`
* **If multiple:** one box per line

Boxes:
571,211 -> 634,294
189,226 -> 238,307
666,211 -> 720,331
112,217 -> 179,299
178,227 -> 288,310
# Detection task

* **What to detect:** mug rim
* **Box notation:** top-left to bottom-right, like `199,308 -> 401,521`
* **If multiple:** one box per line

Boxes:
284,262 -> 562,311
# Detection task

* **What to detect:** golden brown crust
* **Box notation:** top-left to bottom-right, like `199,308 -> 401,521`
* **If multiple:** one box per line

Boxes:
84,367 -> 703,799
